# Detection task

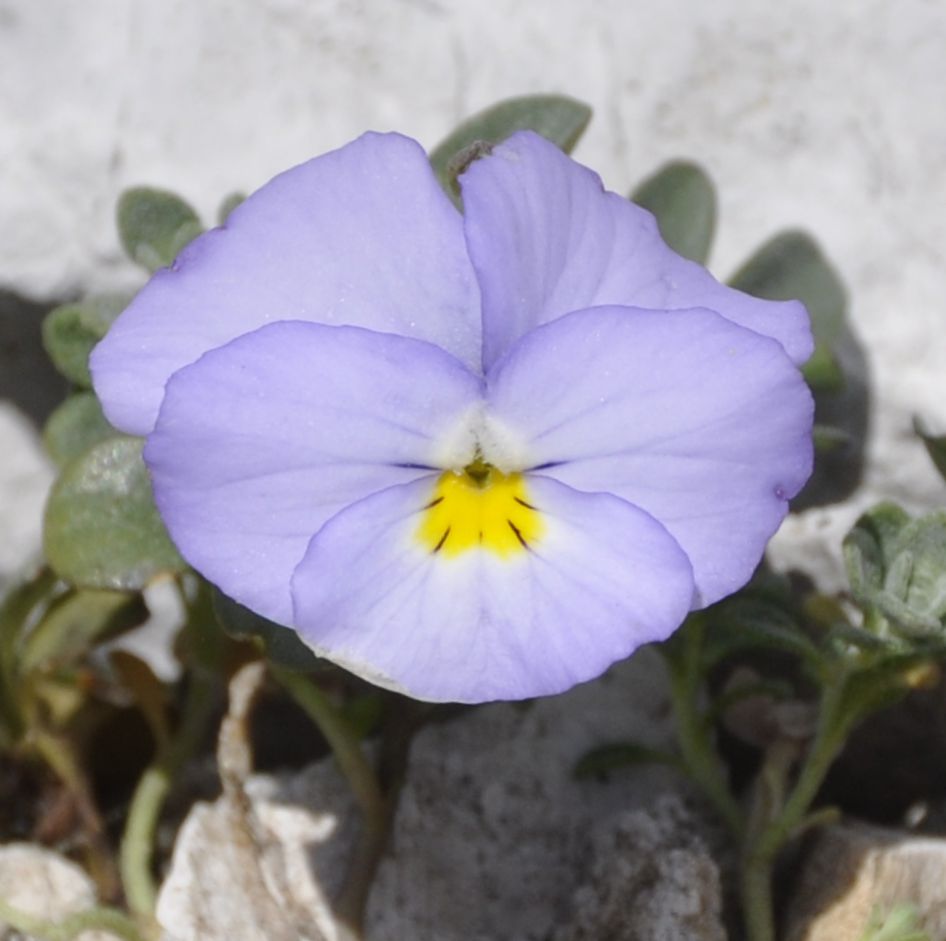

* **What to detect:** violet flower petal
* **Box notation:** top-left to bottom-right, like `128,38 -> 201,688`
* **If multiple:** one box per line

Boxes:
461,130 -> 814,370
144,321 -> 483,624
487,305 -> 814,607
92,132 -> 481,436
290,474 -> 693,703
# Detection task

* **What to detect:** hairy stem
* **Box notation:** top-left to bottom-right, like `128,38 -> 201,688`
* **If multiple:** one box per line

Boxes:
665,620 -> 743,837
270,667 -> 383,825
739,679 -> 847,941
333,697 -> 429,934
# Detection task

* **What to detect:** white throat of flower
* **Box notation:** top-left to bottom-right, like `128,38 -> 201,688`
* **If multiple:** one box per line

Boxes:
430,404 -> 531,474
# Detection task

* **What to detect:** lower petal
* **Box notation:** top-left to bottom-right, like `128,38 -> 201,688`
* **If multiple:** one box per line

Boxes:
290,475 -> 694,703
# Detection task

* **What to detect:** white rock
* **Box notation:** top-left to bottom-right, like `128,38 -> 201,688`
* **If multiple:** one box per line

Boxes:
156,786 -> 343,941
0,843 -> 114,941
157,650 -> 693,940
0,404 -> 53,585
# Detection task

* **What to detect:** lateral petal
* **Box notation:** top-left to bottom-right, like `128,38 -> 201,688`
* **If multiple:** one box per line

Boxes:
93,132 -> 481,435
461,130 -> 813,369
291,474 -> 694,703
486,306 -> 814,607
144,321 -> 483,625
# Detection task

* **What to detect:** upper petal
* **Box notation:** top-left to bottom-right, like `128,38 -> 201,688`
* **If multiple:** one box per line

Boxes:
461,130 -> 813,369
144,321 -> 483,625
291,474 -> 693,703
92,132 -> 482,436
486,305 -> 814,608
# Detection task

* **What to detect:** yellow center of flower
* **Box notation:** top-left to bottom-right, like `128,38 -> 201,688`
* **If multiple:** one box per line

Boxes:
415,459 -> 544,558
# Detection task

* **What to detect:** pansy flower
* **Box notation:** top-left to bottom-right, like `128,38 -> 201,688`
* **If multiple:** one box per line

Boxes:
91,131 -> 814,703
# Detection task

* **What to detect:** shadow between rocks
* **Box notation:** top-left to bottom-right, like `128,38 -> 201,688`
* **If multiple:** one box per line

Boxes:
0,289 -> 70,426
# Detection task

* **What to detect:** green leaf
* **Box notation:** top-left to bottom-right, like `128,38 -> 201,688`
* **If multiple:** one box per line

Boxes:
701,597 -> 822,669
117,186 -> 203,271
729,230 -> 845,341
20,588 -> 146,673
339,693 -> 385,740
44,437 -> 186,590
859,904 -> 929,941
844,504 -> 946,639
43,392 -> 116,466
0,567 -> 62,742
217,192 -> 245,225
825,621 -> 894,653
843,503 -> 910,612
729,231 -> 847,392
211,587 -> 322,672
913,416 -> 946,484
803,345 -> 846,395
631,161 -> 716,264
731,230 -> 867,510
812,423 -> 851,453
429,94 -> 592,201
834,653 -> 923,736
574,741 -> 679,779
42,295 -> 129,387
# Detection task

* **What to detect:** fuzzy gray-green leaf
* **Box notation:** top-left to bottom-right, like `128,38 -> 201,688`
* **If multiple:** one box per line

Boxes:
117,187 -> 203,271
631,161 -> 716,264
42,295 -> 129,387
429,94 -> 592,201
43,392 -> 116,466
44,437 -> 185,590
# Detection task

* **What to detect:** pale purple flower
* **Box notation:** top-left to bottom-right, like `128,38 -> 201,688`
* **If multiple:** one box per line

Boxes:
91,131 -> 814,703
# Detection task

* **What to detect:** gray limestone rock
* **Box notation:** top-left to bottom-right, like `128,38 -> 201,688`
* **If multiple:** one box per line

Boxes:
555,796 -> 726,941
157,651 -> 693,941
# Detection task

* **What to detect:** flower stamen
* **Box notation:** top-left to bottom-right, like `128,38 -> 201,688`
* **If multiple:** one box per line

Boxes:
416,462 -> 544,558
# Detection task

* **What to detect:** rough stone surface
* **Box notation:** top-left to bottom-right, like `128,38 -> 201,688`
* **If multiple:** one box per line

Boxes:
157,651 -> 694,941
554,796 -> 726,941
0,843 -> 114,940
785,822 -> 946,941
156,785 -> 343,941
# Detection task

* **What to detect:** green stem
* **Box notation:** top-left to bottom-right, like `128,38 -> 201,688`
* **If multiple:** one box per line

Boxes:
741,858 -> 776,941
119,669 -> 217,920
270,667 -> 383,824
739,677 -> 848,941
0,896 -> 145,941
334,697 -> 428,934
756,679 -> 846,861
665,620 -> 743,837
271,667 -> 389,938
